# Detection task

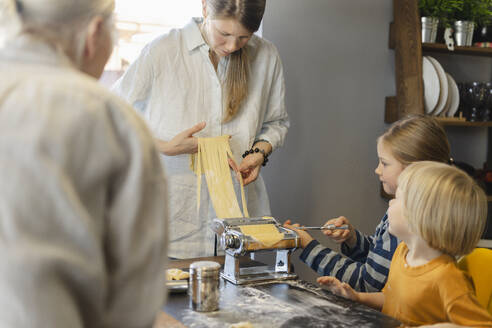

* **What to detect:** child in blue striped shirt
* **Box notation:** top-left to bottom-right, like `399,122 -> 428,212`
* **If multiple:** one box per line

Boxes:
285,114 -> 451,292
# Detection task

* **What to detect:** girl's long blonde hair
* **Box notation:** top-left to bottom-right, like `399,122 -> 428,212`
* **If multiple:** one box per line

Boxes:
378,114 -> 450,165
205,0 -> 266,123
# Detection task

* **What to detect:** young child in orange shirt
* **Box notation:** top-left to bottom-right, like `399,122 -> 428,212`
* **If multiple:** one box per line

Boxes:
318,161 -> 492,327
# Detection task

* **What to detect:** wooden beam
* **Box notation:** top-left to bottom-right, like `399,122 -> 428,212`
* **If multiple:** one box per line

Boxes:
393,0 -> 425,119
385,96 -> 398,123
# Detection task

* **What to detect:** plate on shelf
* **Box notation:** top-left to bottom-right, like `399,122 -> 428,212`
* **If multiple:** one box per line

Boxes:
426,56 -> 448,116
441,73 -> 452,116
445,73 -> 460,117
422,56 -> 440,114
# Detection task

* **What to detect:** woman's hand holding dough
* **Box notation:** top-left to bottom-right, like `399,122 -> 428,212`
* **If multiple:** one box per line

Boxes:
238,153 -> 263,186
157,122 -> 206,156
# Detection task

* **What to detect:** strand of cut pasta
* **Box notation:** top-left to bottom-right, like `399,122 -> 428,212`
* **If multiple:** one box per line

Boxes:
191,135 -> 249,218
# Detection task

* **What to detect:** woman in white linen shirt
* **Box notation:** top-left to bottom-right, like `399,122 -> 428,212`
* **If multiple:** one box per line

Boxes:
0,0 -> 168,327
113,0 -> 289,258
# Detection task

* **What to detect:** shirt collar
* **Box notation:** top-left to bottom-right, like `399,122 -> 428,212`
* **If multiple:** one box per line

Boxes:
183,17 -> 207,52
182,17 -> 260,53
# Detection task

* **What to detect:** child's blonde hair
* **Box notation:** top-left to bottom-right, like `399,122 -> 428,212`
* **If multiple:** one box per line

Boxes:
379,115 -> 450,165
398,161 -> 487,257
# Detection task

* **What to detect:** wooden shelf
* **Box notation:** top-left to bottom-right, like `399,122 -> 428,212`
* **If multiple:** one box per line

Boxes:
386,0 -> 492,123
435,117 -> 492,127
422,43 -> 492,57
387,1 -> 492,209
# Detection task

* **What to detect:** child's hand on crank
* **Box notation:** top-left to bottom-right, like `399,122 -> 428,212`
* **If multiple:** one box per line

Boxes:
283,219 -> 314,248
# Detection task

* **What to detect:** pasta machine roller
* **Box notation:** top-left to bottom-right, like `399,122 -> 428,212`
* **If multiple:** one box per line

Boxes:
212,216 -> 300,285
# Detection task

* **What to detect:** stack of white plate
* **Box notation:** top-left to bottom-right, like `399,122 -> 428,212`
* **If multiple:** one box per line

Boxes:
422,56 -> 460,117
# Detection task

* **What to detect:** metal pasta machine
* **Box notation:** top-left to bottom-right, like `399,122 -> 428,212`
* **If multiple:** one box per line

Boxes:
211,216 -> 300,284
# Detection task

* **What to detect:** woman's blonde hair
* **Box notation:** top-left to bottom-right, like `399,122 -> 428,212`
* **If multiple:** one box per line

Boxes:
205,0 -> 266,123
398,161 -> 487,257
2,0 -> 115,67
379,114 -> 450,165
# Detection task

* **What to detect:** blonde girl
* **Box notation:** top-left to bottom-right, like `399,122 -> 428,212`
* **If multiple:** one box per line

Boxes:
286,114 -> 450,292
319,162 -> 492,327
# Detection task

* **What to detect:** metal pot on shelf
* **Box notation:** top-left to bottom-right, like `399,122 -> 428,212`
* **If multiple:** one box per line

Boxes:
421,17 -> 439,43
454,20 -> 475,46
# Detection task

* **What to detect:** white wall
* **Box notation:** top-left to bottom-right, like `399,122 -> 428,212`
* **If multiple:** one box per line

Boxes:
260,0 -> 394,282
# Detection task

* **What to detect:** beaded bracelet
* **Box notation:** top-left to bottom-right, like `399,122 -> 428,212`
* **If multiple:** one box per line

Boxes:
242,147 -> 269,166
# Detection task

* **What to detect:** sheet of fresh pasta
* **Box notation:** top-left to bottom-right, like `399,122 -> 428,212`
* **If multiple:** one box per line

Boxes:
190,135 -> 249,218
239,224 -> 284,247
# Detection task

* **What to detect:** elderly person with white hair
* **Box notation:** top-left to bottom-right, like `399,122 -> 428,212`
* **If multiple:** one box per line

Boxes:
0,1 -> 168,327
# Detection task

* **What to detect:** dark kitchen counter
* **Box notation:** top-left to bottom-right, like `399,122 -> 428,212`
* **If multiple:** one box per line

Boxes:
164,257 -> 400,328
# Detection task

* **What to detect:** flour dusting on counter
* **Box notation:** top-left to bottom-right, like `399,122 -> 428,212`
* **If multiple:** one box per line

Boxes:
180,280 -> 397,328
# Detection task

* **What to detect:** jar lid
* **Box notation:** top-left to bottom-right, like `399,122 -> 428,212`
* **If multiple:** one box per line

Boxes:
189,261 -> 221,278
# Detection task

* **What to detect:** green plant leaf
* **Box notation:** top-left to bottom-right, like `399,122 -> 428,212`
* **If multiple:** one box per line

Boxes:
452,0 -> 492,25
419,0 -> 465,27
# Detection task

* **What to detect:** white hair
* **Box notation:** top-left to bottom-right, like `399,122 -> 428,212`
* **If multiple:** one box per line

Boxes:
1,0 -> 115,66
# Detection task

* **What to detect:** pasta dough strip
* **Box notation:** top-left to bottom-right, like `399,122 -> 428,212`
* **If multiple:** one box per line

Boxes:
191,135 -> 249,218
239,224 -> 284,248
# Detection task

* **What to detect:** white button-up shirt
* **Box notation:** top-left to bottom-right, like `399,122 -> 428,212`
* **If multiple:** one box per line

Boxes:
113,18 -> 289,258
0,36 -> 168,328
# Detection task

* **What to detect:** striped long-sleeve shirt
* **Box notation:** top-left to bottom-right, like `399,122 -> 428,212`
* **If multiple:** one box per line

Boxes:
299,214 -> 399,292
